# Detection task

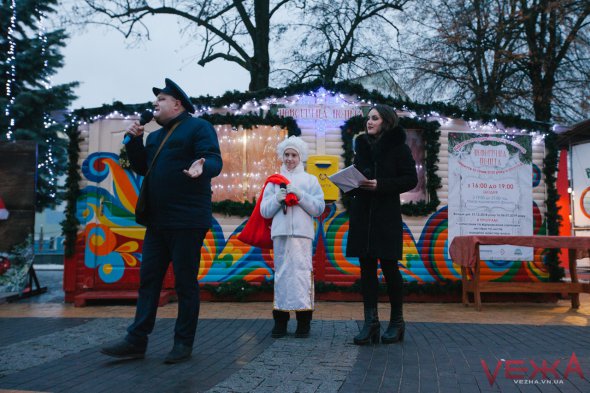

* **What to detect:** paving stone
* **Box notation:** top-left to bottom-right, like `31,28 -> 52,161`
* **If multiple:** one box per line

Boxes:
0,318 -> 128,377
206,320 -> 358,393
1,317 -> 590,393
0,317 -> 89,346
0,319 -> 275,393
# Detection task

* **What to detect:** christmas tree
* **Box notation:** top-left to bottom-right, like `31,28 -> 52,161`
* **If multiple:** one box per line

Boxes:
0,0 -> 77,210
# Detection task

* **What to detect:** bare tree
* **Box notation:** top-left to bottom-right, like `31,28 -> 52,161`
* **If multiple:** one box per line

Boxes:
78,0 -> 298,91
515,0 -> 590,122
403,0 -> 590,122
278,0 -> 410,83
402,0 -> 525,113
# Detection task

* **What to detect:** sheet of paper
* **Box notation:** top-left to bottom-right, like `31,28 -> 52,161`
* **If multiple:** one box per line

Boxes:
328,165 -> 368,192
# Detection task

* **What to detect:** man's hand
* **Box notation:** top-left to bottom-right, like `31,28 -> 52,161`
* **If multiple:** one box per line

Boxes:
126,121 -> 145,138
184,158 -> 205,178
359,179 -> 377,191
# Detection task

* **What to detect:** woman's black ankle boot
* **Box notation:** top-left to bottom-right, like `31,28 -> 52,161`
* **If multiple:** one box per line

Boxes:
354,306 -> 380,345
381,305 -> 405,344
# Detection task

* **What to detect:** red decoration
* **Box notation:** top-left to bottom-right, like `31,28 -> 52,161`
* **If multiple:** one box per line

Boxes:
0,197 -> 9,220
237,174 -> 298,249
0,256 -> 11,275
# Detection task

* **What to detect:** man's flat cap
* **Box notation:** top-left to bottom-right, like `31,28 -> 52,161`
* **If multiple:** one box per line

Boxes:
152,78 -> 195,114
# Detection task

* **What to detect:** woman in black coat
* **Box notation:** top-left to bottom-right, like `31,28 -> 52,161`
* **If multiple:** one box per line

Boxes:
346,104 -> 418,345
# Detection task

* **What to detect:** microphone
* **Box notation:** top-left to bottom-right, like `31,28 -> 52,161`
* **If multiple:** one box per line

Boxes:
122,110 -> 154,144
280,183 -> 287,214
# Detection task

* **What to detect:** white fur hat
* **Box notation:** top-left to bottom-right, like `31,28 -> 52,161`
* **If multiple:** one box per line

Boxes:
276,136 -> 308,162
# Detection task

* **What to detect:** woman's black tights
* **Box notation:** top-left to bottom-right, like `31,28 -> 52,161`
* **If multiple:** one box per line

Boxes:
359,257 -> 403,307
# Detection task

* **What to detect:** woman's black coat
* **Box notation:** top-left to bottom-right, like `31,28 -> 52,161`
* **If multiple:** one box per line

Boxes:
346,126 -> 418,260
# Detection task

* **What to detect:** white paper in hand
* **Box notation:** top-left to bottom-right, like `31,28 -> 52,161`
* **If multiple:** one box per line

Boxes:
328,165 -> 368,192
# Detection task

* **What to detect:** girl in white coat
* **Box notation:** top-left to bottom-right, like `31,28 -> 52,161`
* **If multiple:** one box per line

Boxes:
260,136 -> 325,338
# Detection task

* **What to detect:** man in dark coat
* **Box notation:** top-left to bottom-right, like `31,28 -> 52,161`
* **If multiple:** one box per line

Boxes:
346,104 -> 418,346
101,78 -> 222,364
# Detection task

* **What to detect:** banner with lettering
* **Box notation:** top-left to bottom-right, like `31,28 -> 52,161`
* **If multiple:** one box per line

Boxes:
272,104 -> 363,121
571,142 -> 590,228
448,133 -> 533,260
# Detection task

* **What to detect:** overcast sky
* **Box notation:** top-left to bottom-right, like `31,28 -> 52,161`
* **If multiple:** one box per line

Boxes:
52,14 -> 250,110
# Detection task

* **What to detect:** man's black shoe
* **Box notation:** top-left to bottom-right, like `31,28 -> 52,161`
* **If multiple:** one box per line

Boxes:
164,343 -> 193,364
101,340 -> 145,359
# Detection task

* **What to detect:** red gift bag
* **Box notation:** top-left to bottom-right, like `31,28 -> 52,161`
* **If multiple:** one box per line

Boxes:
238,174 -> 297,249
237,193 -> 273,249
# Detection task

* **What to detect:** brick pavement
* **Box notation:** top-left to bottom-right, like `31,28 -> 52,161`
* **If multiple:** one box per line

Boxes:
0,318 -> 276,393
1,270 -> 590,392
340,323 -> 590,393
208,321 -> 359,393
1,317 -> 589,392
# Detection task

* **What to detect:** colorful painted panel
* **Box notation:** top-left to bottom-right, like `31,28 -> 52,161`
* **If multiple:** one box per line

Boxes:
78,152 -> 549,286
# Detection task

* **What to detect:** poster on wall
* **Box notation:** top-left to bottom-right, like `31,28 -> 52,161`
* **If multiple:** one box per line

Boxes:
571,142 -> 590,228
448,133 -> 533,260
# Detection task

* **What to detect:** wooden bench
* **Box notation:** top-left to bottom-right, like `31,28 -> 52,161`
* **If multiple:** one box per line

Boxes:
449,235 -> 590,311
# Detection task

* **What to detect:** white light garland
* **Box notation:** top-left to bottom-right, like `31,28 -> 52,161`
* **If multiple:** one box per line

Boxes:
4,0 -> 17,141
194,88 -> 368,115
78,87 -> 552,196
36,9 -> 50,89
35,6 -> 57,198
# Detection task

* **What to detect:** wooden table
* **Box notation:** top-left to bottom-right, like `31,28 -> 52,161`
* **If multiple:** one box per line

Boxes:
449,235 -> 590,311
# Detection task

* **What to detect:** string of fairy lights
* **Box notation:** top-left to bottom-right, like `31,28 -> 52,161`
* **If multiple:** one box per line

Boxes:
212,124 -> 287,201
78,88 -> 547,203
399,108 -> 546,144
78,87 -> 547,143
35,6 -> 58,198
2,3 -> 59,197
4,0 -> 17,141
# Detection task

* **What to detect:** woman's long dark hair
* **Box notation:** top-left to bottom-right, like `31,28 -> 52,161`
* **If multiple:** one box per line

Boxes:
366,104 -> 399,136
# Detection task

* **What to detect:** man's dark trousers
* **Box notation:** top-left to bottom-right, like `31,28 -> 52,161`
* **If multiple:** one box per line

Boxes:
126,227 -> 208,348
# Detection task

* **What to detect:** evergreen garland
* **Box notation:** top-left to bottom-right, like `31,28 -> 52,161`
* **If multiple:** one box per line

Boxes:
196,113 -> 300,217
74,108 -> 302,137
60,116 -> 81,257
72,101 -> 154,120
340,115 -> 442,216
542,132 -> 565,281
200,112 -> 301,136
70,79 -> 551,133
191,79 -> 552,132
118,147 -> 131,169
61,80 -> 561,283
201,279 -> 462,301
117,114 -> 300,169
202,280 -> 274,301
212,199 -> 256,217
116,113 -> 299,217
